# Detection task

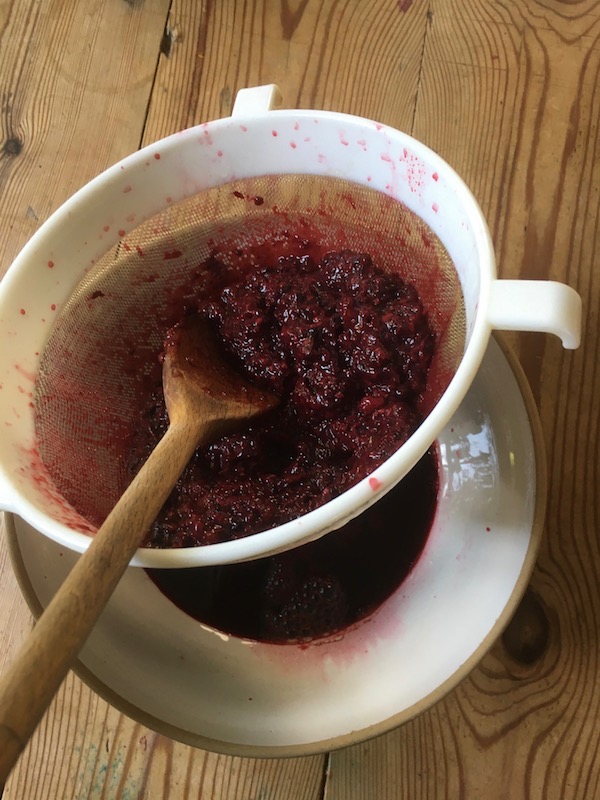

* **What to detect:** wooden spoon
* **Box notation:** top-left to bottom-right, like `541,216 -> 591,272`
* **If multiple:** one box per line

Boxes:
0,315 -> 278,784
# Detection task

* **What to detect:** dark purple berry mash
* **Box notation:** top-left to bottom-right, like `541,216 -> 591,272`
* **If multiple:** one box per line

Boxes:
128,250 -> 436,550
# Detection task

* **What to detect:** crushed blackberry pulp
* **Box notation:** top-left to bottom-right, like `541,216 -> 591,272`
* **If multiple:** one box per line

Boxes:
127,249 -> 436,548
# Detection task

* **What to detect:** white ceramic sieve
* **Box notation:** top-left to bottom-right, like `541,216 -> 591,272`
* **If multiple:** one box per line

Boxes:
0,85 -> 581,567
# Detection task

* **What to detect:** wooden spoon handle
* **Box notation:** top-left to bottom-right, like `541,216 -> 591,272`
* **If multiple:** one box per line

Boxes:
0,419 -> 201,784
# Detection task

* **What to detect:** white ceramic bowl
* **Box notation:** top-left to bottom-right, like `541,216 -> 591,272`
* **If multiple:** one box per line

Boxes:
7,336 -> 545,754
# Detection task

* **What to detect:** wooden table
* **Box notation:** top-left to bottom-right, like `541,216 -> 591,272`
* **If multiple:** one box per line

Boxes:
0,1 -> 598,797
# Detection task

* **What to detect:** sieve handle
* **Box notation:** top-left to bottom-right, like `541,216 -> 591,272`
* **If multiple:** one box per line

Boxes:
488,279 -> 582,349
0,419 -> 202,784
231,84 -> 282,116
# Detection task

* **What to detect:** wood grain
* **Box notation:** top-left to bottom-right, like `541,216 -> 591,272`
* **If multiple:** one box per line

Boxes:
0,1 -> 327,796
327,0 -> 600,797
0,0 -> 170,270
142,0 -> 429,142
0,0 -> 598,797
1,637 -> 324,799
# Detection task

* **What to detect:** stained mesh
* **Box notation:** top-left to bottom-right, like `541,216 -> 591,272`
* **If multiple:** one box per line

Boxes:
34,174 -> 465,529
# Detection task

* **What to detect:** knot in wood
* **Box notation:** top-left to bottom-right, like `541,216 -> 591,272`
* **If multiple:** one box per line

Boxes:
502,587 -> 550,666
2,137 -> 23,157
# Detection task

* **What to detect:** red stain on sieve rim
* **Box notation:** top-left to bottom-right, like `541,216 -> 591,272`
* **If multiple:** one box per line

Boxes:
19,445 -> 97,535
15,363 -> 36,382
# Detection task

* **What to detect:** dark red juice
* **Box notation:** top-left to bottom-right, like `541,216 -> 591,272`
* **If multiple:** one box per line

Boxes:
147,446 -> 438,644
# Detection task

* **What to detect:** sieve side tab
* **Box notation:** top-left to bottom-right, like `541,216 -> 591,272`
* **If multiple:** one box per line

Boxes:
488,279 -> 582,349
231,84 -> 282,117
0,469 -> 19,513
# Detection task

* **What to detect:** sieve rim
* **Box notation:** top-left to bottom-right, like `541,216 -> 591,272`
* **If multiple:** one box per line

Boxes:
0,105 -> 497,566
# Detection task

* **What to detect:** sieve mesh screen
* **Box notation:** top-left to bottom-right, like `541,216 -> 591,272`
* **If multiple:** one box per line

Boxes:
34,174 -> 465,533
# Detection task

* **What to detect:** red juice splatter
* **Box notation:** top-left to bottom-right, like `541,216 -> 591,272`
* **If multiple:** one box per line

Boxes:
15,363 -> 36,382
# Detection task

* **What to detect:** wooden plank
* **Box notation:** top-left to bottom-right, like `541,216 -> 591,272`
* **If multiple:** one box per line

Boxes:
0,1 -> 331,797
326,1 -> 600,798
3,657 -> 324,799
0,0 -> 169,270
0,0 -> 172,795
141,0 -> 430,143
